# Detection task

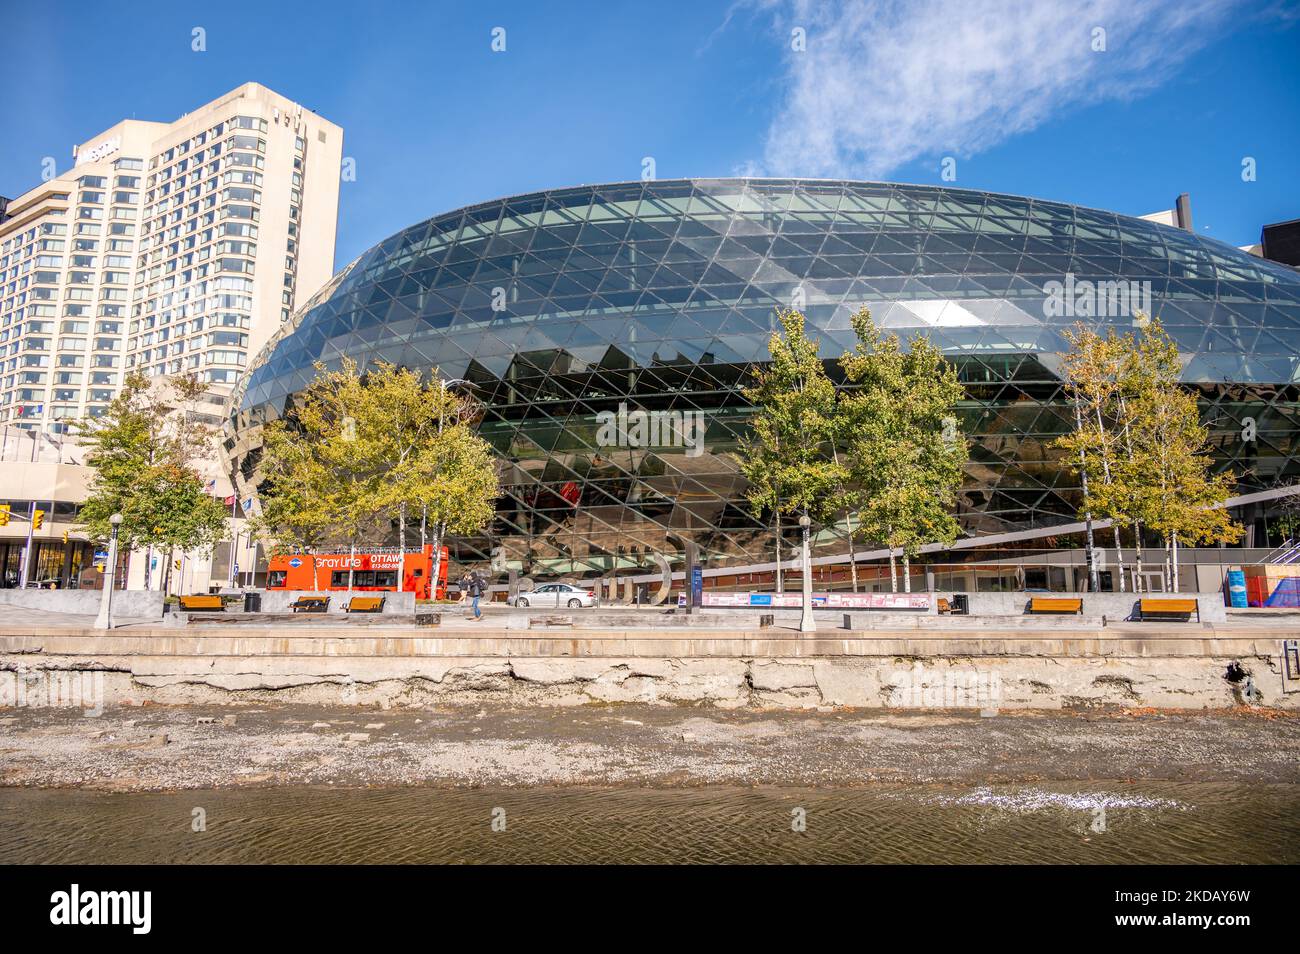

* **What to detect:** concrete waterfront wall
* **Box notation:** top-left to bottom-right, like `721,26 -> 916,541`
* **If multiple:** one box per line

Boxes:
1,618 -> 1294,710
683,592 -> 1228,626
0,588 -> 414,619
0,650 -> 1289,711
958,591 -> 1227,622
842,612 -> 1098,631
0,589 -> 164,619
253,590 -> 416,615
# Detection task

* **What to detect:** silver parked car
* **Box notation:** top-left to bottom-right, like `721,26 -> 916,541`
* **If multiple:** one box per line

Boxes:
514,583 -> 597,608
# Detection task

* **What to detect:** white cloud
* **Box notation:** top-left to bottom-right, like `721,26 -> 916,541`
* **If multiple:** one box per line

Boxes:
747,0 -> 1243,179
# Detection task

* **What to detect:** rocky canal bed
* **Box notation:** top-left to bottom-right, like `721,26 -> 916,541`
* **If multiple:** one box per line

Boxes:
1,704 -> 1297,792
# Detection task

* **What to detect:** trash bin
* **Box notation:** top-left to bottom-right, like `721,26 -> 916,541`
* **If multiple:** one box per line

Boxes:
243,591 -> 262,613
950,593 -> 969,615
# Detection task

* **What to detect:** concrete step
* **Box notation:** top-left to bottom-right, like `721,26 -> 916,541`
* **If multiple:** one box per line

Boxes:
176,611 -> 416,627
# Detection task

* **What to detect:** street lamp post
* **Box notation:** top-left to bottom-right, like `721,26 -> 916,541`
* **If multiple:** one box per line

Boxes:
94,513 -> 123,631
798,513 -> 816,634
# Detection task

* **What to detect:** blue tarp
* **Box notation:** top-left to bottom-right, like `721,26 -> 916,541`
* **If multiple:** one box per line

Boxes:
1264,577 -> 1300,608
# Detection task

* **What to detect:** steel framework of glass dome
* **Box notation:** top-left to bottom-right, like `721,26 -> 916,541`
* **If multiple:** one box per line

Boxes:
227,178 -> 1300,579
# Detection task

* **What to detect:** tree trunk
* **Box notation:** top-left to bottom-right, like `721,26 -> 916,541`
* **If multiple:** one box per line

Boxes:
1093,403 -> 1125,592
347,542 -> 356,591
161,547 -> 173,597
420,503 -> 428,549
1132,521 -> 1144,594
1112,524 -> 1126,593
142,545 -> 152,590
902,552 -> 912,593
888,543 -> 898,593
1073,401 -> 1100,592
397,502 -> 407,593
774,511 -> 783,594
311,549 -> 319,592
430,522 -> 446,601
847,518 -> 859,593
1171,532 -> 1180,593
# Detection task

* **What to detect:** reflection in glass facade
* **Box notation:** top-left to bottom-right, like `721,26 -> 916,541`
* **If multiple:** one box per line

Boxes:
227,179 -> 1300,579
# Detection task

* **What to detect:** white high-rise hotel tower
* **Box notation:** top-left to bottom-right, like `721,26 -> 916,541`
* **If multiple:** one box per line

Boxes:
0,82 -> 343,432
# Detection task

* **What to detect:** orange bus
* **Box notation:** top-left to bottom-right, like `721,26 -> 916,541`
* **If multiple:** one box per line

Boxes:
265,544 -> 449,600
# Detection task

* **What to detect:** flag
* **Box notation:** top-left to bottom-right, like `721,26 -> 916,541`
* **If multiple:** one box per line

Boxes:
224,495 -> 236,506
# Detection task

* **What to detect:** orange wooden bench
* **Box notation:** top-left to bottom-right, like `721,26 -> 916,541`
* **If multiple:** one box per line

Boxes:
290,596 -> 329,613
343,596 -> 385,613
179,594 -> 225,612
1137,598 -> 1199,622
1028,596 -> 1084,615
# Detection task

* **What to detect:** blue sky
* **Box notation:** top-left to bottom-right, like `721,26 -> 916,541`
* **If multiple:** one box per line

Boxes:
3,0 -> 1297,269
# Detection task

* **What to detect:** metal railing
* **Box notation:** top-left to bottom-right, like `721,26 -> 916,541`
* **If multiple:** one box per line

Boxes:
1260,538 -> 1300,565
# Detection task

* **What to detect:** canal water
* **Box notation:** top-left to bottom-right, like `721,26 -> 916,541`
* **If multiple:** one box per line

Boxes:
1,782 -> 1296,864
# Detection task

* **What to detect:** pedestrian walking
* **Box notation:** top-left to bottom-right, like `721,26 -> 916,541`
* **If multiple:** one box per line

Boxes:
467,572 -> 485,620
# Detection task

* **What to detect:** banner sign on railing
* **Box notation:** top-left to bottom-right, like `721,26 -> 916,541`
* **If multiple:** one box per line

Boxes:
683,591 -> 931,610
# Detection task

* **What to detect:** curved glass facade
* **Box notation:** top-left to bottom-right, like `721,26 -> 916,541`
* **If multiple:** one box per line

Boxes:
228,178 -> 1300,578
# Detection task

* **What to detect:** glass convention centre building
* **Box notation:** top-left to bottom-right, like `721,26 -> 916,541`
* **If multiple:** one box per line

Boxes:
227,178 -> 1300,586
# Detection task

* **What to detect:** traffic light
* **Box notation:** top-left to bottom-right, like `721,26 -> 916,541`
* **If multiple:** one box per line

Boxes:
32,509 -> 45,531
0,505 -> 9,527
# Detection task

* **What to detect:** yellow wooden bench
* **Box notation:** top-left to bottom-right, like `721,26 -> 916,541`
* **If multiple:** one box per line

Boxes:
344,596 -> 385,613
1137,598 -> 1200,622
179,594 -> 225,612
290,596 -> 329,614
937,597 -> 952,615
1028,596 -> 1084,615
